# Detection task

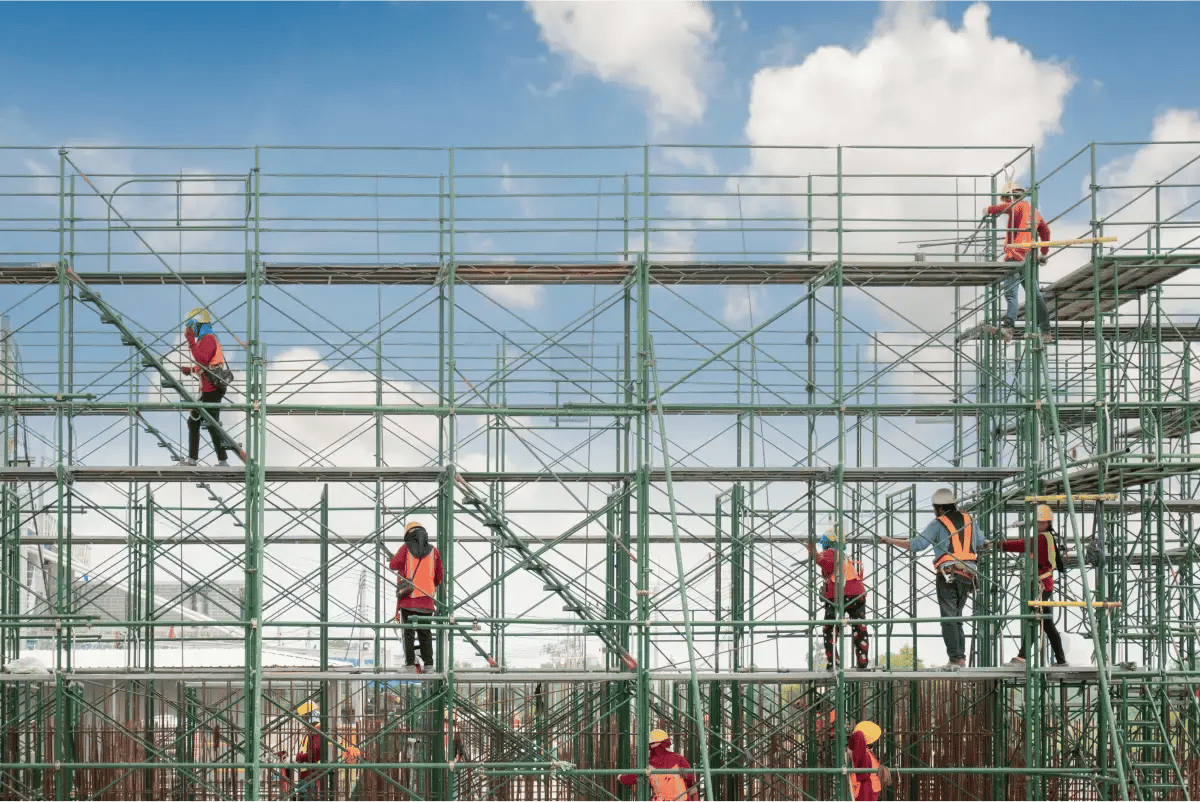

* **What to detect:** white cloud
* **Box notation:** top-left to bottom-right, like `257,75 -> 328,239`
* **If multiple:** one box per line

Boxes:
737,2 -> 1074,328
482,283 -> 546,310
722,286 -> 763,326
526,1 -> 716,126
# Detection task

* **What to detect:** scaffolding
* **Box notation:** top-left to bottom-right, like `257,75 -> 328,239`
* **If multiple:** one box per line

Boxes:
0,142 -> 1198,801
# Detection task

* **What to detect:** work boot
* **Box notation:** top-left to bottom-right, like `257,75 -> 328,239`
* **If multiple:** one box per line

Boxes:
177,458 -> 197,467
999,317 -> 1016,344
216,460 -> 229,467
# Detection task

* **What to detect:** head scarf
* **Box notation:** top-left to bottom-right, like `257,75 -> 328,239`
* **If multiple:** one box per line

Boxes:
404,524 -> 433,559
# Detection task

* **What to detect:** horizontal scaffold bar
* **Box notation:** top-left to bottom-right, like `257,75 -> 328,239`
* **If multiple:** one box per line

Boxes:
0,464 -> 1023,483
0,665 -> 1148,684
1029,600 -> 1123,608
1025,493 -> 1121,502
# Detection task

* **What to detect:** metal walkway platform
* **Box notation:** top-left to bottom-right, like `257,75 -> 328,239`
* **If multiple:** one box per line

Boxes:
0,259 -> 1016,287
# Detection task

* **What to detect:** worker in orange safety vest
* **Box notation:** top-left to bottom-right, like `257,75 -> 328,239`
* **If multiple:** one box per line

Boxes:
617,730 -> 699,801
805,521 -> 870,670
388,522 -> 444,673
847,720 -> 890,801
880,488 -> 985,671
983,181 -> 1052,343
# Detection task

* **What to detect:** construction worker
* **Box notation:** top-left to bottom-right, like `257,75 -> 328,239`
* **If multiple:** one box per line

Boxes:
997,504 -> 1068,666
294,711 -> 322,801
984,181 -> 1052,343
805,522 -> 870,670
617,729 -> 699,801
847,720 -> 890,801
179,307 -> 230,466
880,488 -> 984,670
387,521 -> 444,673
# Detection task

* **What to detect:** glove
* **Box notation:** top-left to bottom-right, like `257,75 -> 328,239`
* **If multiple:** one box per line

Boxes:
1037,255 -> 1048,265
185,317 -> 196,330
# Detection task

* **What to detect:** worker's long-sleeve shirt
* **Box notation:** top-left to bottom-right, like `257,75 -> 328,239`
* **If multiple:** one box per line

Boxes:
1002,531 -> 1055,593
388,545 -> 445,612
816,548 -> 865,601
849,731 -> 881,801
295,731 -> 321,781
911,516 -> 985,563
985,199 -> 1051,262
617,747 -> 697,797
184,328 -> 222,393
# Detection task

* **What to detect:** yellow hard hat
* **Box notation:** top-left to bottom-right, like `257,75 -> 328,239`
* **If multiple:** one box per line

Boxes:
648,729 -> 669,745
1037,504 -> 1053,523
186,307 -> 211,324
297,701 -> 318,718
854,720 -> 882,745
405,521 -> 424,534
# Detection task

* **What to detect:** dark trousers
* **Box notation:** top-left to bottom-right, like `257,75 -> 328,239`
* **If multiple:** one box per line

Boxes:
935,572 -> 974,663
188,387 -> 228,461
1019,585 -> 1067,664
823,595 -> 870,669
401,608 -> 433,667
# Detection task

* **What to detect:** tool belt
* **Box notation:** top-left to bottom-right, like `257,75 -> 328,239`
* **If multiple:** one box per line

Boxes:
938,560 -> 978,585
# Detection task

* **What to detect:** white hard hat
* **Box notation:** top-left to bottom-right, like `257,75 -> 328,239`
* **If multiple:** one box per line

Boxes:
1000,180 -> 1026,197
932,488 -> 956,506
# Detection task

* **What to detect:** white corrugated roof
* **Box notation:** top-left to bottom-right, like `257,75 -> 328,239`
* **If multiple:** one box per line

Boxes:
12,642 -> 353,670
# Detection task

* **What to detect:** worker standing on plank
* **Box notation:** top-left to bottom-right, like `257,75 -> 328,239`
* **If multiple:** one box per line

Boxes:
617,729 -> 700,801
997,504 -> 1068,667
880,488 -> 984,671
179,307 -> 230,466
848,720 -> 890,801
805,521 -> 870,670
388,521 -> 444,673
983,181 -> 1052,343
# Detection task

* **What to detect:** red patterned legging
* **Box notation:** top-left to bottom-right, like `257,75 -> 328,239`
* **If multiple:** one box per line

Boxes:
824,595 -> 870,669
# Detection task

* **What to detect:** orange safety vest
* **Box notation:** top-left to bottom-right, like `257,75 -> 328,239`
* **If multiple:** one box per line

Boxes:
649,770 -> 688,801
848,749 -> 882,799
404,552 -> 435,600
933,513 -> 976,569
838,557 -> 863,584
1002,200 -> 1046,261
208,337 -> 226,367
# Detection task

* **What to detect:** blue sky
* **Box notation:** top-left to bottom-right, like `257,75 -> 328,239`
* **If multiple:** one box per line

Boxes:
2,1 -> 1197,153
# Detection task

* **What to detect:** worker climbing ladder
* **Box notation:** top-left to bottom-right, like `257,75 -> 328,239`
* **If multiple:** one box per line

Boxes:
63,266 -> 246,464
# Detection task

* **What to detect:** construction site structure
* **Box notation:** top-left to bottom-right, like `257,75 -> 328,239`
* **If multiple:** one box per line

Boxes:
0,142 -> 1198,801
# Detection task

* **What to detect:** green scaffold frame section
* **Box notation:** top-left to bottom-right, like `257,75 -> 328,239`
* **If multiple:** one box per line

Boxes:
0,141 -> 1197,801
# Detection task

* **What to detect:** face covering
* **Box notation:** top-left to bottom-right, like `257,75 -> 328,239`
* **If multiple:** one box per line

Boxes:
405,526 -> 433,559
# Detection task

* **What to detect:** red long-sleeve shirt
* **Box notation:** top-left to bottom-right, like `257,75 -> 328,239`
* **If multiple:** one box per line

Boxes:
849,731 -> 881,801
184,328 -> 222,393
986,199 -> 1051,262
387,546 -> 444,612
1001,531 -> 1055,593
816,549 -> 865,601
295,730 -> 321,783
618,746 -> 698,800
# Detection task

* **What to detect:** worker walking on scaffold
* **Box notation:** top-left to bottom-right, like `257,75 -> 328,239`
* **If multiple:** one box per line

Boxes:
880,488 -> 984,671
983,181 -> 1052,343
995,503 -> 1069,667
805,520 -> 871,670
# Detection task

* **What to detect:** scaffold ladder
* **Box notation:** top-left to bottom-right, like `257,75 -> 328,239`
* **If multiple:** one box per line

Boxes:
1115,680 -> 1191,801
453,472 -> 637,671
63,265 -> 246,463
